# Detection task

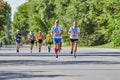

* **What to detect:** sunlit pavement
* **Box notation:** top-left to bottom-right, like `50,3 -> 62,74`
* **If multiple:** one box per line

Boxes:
0,45 -> 120,80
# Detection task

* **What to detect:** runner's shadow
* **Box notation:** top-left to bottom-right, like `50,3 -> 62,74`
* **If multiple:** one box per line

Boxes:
0,71 -> 65,80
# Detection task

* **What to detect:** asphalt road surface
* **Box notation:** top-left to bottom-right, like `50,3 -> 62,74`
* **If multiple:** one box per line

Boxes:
0,45 -> 120,80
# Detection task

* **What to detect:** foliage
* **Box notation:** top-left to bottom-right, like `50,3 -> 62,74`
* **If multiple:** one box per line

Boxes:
0,0 -> 11,44
12,0 -> 120,47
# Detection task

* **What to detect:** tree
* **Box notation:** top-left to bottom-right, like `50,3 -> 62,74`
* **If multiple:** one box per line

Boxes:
13,2 -> 29,41
0,0 -> 11,44
13,0 -> 120,47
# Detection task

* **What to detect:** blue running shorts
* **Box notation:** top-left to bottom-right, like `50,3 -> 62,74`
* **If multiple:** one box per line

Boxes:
53,38 -> 61,43
15,39 -> 21,44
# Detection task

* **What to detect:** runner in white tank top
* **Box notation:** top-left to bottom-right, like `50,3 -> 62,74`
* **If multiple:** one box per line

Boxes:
68,22 -> 80,58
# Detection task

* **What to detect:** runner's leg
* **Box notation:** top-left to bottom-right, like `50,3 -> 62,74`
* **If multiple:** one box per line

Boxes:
16,40 -> 20,53
16,43 -> 18,52
58,42 -> 60,53
70,41 -> 74,54
74,41 -> 78,53
30,44 -> 33,53
54,42 -> 58,54
39,43 -> 42,52
16,43 -> 20,53
73,41 -> 78,58
48,43 -> 51,52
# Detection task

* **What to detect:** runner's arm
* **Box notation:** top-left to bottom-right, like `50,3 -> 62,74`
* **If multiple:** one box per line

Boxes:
68,27 -> 71,35
60,29 -> 63,36
77,28 -> 80,36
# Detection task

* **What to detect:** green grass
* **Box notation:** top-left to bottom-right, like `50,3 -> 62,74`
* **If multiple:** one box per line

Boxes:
63,42 -> 120,49
62,42 -> 70,47
92,42 -> 120,49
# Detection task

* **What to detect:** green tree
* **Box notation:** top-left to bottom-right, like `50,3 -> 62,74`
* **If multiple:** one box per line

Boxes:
13,0 -> 120,47
0,0 -> 11,44
13,2 -> 29,41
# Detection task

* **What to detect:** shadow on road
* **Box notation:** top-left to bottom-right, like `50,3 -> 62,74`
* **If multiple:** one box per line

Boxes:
0,59 -> 120,66
0,52 -> 120,66
0,52 -> 120,56
0,71 -> 65,80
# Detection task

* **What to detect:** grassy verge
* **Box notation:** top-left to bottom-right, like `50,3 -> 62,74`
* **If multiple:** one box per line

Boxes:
91,42 -> 120,49
62,42 -> 70,47
62,42 -> 120,49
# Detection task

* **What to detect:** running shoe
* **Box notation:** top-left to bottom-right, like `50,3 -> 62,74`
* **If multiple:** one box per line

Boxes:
71,51 -> 73,54
17,49 -> 19,53
74,54 -> 76,58
39,48 -> 41,52
56,54 -> 58,58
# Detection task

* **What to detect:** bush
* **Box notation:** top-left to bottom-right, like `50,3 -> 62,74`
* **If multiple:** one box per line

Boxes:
111,26 -> 120,47
79,33 -> 106,46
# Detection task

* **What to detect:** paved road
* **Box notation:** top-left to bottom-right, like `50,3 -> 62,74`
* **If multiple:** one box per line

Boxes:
0,46 -> 120,80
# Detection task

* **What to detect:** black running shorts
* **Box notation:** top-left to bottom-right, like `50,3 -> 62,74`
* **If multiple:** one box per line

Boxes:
30,40 -> 34,44
70,39 -> 78,42
38,39 -> 42,43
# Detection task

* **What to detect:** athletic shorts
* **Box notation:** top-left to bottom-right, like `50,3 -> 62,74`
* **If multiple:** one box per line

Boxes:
15,39 -> 21,44
30,40 -> 34,44
70,39 -> 78,42
53,38 -> 61,43
38,39 -> 42,43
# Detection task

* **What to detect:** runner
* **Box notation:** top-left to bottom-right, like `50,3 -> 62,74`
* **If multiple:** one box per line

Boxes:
51,20 -> 63,58
28,31 -> 35,53
14,30 -> 22,53
68,22 -> 80,58
36,31 -> 43,52
46,31 -> 52,53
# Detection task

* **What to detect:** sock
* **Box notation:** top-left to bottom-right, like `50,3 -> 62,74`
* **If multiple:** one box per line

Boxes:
54,48 -> 58,54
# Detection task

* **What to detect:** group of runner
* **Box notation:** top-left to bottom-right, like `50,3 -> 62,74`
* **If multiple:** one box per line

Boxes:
14,20 -> 80,58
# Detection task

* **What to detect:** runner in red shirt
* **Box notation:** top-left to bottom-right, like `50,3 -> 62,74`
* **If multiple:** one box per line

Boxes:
36,31 -> 43,52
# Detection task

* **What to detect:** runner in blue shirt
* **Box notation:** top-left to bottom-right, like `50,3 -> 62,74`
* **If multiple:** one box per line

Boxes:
14,30 -> 22,53
51,20 -> 63,58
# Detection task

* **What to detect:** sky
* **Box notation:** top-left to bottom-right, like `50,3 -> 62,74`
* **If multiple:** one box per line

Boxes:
3,0 -> 26,20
